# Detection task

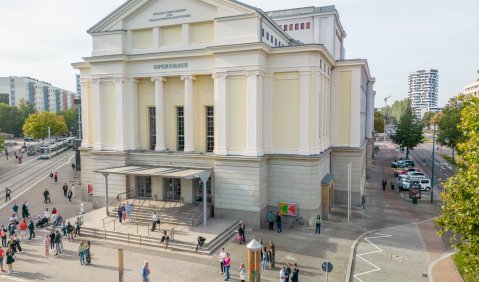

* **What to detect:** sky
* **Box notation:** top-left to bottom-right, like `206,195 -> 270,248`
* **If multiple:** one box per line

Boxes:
1,0 -> 478,106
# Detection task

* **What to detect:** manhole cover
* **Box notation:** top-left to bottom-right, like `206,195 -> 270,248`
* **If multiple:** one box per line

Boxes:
391,255 -> 404,262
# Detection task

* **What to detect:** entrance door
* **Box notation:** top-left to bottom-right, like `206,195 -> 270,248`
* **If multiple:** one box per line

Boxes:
136,176 -> 152,198
164,178 -> 181,201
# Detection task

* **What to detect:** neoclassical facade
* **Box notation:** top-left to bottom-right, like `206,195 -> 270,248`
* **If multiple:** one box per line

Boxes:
73,0 -> 375,228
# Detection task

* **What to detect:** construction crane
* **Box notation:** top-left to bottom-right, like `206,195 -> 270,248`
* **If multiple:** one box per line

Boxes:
384,95 -> 392,134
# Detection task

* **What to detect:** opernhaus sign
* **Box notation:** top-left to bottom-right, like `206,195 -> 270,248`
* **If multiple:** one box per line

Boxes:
153,63 -> 189,70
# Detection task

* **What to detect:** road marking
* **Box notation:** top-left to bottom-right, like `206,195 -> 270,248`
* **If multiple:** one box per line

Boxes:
0,155 -> 74,211
353,232 -> 392,282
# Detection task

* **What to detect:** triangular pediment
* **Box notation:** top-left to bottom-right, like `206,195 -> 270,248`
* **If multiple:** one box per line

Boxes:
89,0 -> 258,33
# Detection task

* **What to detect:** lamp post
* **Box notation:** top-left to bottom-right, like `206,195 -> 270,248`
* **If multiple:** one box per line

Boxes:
431,125 -> 436,203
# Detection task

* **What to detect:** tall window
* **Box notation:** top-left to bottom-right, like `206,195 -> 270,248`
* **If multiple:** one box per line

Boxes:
289,24 -> 293,30
306,22 -> 311,29
149,107 -> 156,150
206,106 -> 214,152
301,23 -> 305,29
177,106 -> 184,151
295,23 -> 299,30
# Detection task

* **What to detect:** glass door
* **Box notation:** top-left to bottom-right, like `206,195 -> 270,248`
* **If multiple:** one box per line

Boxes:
164,178 -> 181,201
194,177 -> 212,203
136,176 -> 152,198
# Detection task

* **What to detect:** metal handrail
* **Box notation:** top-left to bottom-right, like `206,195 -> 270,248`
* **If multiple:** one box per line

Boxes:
136,199 -> 147,212
191,202 -> 203,227
107,189 -> 134,214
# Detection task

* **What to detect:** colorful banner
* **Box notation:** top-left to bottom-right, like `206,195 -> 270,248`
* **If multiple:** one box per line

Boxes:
279,202 -> 297,217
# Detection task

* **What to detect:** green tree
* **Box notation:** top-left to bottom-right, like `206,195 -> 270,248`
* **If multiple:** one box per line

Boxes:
0,134 -> 4,152
0,100 -> 36,137
421,111 -> 436,128
59,108 -> 77,134
436,96 -> 479,273
22,111 -> 67,140
391,101 -> 424,158
436,95 -> 466,160
383,98 -> 410,125
374,110 -> 384,133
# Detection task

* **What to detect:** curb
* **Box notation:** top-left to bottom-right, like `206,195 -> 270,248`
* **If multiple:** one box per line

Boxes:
427,249 -> 457,282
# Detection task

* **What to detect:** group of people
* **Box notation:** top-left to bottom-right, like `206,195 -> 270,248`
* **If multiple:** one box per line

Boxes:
267,211 -> 283,233
117,202 -> 132,224
43,183 -> 75,205
43,226 -> 91,265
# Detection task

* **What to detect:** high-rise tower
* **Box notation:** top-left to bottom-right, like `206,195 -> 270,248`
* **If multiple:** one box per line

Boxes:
408,69 -> 438,117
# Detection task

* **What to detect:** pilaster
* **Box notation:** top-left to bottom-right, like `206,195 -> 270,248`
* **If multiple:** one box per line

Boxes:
299,71 -> 311,155
114,78 -> 125,151
92,79 -> 102,151
213,72 -> 228,155
246,71 -> 264,156
126,78 -> 140,150
152,77 -> 167,151
181,75 -> 195,152
80,81 -> 90,148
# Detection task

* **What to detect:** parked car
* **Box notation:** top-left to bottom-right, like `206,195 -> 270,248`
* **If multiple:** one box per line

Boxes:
407,171 -> 425,178
418,179 -> 432,191
394,167 -> 420,177
397,175 -> 410,190
391,159 -> 415,168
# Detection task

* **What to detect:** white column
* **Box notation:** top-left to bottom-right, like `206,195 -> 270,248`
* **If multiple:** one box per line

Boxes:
152,77 -> 167,151
80,81 -> 90,148
126,79 -> 139,150
181,75 -> 195,152
92,79 -> 102,151
299,71 -> 311,155
213,72 -> 228,155
320,75 -> 326,152
264,73 -> 274,153
115,78 -> 125,151
246,71 -> 263,156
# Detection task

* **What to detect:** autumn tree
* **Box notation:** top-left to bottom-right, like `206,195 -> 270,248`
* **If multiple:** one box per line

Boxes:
374,110 -> 384,133
421,111 -> 436,128
58,108 -> 78,135
22,111 -> 67,140
391,101 -> 424,158
436,96 -> 479,273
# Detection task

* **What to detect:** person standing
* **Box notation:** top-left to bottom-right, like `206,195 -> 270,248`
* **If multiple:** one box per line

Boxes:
62,183 -> 68,197
61,221 -> 67,238
122,205 -> 127,223
5,187 -> 11,202
280,266 -> 287,282
218,248 -> 226,275
54,172 -> 58,183
54,231 -> 62,255
267,210 -> 275,231
67,222 -> 74,241
43,234 -> 50,256
75,217 -> 82,237
0,225 -> 7,247
43,189 -> 50,204
275,212 -> 282,233
21,202 -> 28,218
381,179 -> 387,190
125,202 -> 132,222
285,263 -> 292,282
142,260 -> 150,282
0,246 -> 5,273
85,241 -> 91,265
12,203 -> 19,218
269,241 -> 276,268
18,219 -> 27,240
67,189 -> 73,204
239,263 -> 246,282
28,219 -> 35,240
224,253 -> 231,281
49,172 -> 54,183
78,241 -> 86,265
118,204 -> 123,224
71,184 -> 76,198
237,224 -> 244,244
239,221 -> 246,244
261,246 -> 268,270
5,247 -> 14,274
49,230 -> 55,250
315,215 -> 322,234
390,178 -> 395,190
291,263 -> 299,282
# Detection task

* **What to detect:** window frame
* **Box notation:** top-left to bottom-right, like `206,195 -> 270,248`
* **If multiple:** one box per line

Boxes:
177,106 -> 185,151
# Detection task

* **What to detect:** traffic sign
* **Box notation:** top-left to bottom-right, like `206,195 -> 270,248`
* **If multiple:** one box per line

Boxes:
322,261 -> 333,272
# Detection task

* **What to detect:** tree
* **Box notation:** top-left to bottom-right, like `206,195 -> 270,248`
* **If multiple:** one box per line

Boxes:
436,95 -> 466,160
0,134 -> 4,152
0,100 -> 36,137
383,98 -> 410,125
59,108 -> 77,135
374,110 -> 384,133
22,111 -> 67,140
391,101 -> 424,158
430,112 -> 443,126
436,96 -> 479,273
421,111 -> 436,128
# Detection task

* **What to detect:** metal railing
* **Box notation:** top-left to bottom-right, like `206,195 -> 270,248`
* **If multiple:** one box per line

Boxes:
191,202 -> 203,227
106,189 -> 134,216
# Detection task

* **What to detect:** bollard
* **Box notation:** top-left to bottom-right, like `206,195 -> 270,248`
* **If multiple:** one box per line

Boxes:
118,248 -> 124,282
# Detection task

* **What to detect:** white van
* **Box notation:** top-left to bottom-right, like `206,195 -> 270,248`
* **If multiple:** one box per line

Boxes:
418,179 -> 432,191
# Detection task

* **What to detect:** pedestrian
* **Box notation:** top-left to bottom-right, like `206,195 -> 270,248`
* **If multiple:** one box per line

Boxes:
43,208 -> 50,223
54,172 -> 58,183
49,172 -> 54,183
151,211 -> 159,230
261,246 -> 268,270
315,214 -> 322,234
12,203 -> 18,218
75,217 -> 82,237
291,263 -> 299,282
0,246 -> 5,273
269,240 -> 276,268
280,266 -> 287,282
285,263 -> 292,282
381,179 -> 387,190
78,241 -> 86,265
43,189 -> 50,204
21,202 -> 28,218
195,236 -> 206,251
219,248 -> 226,275
391,179 -> 395,190
54,231 -> 62,255
161,230 -> 169,249
43,234 -> 50,256
18,219 -> 27,240
239,221 -> 246,244
0,225 -> 7,247
122,205 -> 127,223
125,201 -> 132,222
71,184 -> 76,198
84,241 -> 91,265
8,222 -> 16,237
224,253 -> 231,281
28,218 -> 35,240
67,189 -> 73,203
267,210 -> 275,231
118,204 -> 123,224
53,213 -> 63,228
49,230 -> 55,250
12,234 -> 22,253
62,183 -> 68,197
67,222 -> 74,241
239,263 -> 246,282
5,246 -> 14,274
237,223 -> 243,244
275,212 -> 282,233
5,187 -> 11,202
141,260 -> 150,282
61,221 -> 67,238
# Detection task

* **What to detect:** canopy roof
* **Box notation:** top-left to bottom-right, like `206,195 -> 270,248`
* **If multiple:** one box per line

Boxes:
95,166 -> 211,179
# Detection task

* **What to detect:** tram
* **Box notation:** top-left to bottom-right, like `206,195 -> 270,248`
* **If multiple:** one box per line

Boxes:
39,137 -> 74,159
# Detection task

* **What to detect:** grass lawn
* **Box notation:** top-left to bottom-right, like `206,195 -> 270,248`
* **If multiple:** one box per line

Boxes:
453,252 -> 479,282
441,154 -> 457,166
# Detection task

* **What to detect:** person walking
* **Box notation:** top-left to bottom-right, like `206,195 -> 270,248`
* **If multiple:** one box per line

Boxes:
269,241 -> 276,268
49,230 -> 55,250
267,210 -> 275,231
141,260 -> 150,282
315,214 -> 322,234
125,201 -> 132,222
78,241 -> 86,265
49,172 -> 54,183
291,263 -> 299,282
0,246 -> 5,273
53,213 -> 63,229
28,218 -> 35,240
390,178 -> 395,190
21,202 -> 29,218
219,248 -> 226,275
237,223 -> 244,244
122,205 -> 127,223
261,246 -> 268,270
280,266 -> 287,282
62,183 -> 68,197
43,189 -> 50,204
224,253 -> 231,281
5,187 -> 11,202
12,203 -> 19,218
5,246 -> 14,274
239,221 -> 246,244
75,217 -> 82,237
275,212 -> 282,233
12,234 -> 22,253
61,221 -> 67,238
67,222 -> 74,241
54,231 -> 62,255
118,204 -> 123,224
0,225 -> 7,247
54,172 -> 58,183
381,179 -> 387,190
151,212 -> 159,231
239,263 -> 246,282
18,219 -> 27,240
67,189 -> 73,204
43,234 -> 50,256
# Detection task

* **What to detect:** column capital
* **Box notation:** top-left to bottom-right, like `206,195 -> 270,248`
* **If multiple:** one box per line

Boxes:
180,75 -> 196,81
114,77 -> 125,84
212,72 -> 227,79
247,70 -> 264,78
92,78 -> 101,85
151,76 -> 167,83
